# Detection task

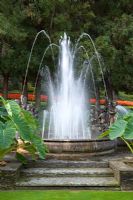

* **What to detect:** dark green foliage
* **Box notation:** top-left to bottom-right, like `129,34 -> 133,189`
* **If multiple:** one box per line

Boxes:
0,121 -> 16,149
16,152 -> 27,164
0,97 -> 46,161
0,0 -> 133,97
93,1 -> 133,94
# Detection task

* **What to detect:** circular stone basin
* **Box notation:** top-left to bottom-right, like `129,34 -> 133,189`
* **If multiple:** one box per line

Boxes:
44,139 -> 117,160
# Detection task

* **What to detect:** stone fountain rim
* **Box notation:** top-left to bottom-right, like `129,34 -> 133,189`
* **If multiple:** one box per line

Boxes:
44,138 -> 110,142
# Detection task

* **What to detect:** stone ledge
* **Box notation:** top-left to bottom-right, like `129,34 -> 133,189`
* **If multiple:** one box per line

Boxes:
0,162 -> 22,189
21,167 -> 114,178
16,176 -> 119,187
109,158 -> 133,191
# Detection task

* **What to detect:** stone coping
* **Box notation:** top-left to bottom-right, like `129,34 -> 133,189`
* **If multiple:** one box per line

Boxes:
0,161 -> 22,189
44,138 -> 111,142
0,162 -> 22,172
109,158 -> 133,190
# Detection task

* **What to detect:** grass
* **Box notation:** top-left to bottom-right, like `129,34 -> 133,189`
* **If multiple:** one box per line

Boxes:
0,191 -> 133,200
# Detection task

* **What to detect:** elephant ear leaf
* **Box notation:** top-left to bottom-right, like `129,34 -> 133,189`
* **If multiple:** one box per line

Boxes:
0,121 -> 16,149
12,113 -> 32,141
21,109 -> 39,133
5,100 -> 21,117
23,142 -> 37,160
124,118 -> 133,139
31,135 -> 46,159
16,152 -> 27,164
0,146 -> 14,160
109,119 -> 127,140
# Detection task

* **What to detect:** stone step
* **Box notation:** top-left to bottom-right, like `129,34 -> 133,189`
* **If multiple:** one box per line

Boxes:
25,160 -> 109,168
16,176 -> 119,188
21,167 -> 114,178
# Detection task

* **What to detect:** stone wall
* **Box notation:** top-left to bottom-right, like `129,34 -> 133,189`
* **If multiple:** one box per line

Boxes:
0,162 -> 22,189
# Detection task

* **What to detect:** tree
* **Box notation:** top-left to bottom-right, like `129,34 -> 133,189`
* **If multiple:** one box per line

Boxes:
1,0 -> 133,104
0,0 -> 27,98
92,0 -> 133,98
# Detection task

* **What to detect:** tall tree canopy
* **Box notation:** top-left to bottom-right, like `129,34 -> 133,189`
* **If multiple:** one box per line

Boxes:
0,0 -> 133,101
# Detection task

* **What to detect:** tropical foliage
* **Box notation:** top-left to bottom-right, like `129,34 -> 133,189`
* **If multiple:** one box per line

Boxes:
0,96 -> 46,163
99,113 -> 133,153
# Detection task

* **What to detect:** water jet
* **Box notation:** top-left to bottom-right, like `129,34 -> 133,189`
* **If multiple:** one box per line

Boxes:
25,31 -> 116,159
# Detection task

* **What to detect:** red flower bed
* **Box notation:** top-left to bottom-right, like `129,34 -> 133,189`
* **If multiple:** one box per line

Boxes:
0,93 -> 48,102
0,93 -> 133,106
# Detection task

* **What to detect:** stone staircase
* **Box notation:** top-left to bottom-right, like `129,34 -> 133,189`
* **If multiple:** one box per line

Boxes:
16,160 -> 120,190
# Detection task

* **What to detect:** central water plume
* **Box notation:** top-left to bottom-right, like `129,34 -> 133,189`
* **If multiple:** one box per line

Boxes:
46,33 -> 91,140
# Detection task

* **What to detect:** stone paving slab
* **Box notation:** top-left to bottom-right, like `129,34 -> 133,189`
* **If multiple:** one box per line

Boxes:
25,160 -> 109,168
21,167 -> 113,177
16,176 -> 119,187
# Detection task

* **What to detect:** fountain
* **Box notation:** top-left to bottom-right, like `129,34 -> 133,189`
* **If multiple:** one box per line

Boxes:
46,33 -> 90,140
23,31 -> 116,160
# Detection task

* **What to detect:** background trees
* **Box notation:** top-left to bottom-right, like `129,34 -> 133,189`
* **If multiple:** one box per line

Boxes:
0,0 -> 133,103
92,0 -> 133,97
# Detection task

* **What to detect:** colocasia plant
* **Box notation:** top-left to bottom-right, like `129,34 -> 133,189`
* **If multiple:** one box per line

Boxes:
99,113 -> 133,153
0,96 -> 46,164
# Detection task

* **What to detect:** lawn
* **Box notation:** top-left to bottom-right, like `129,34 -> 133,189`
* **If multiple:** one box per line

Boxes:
0,191 -> 133,200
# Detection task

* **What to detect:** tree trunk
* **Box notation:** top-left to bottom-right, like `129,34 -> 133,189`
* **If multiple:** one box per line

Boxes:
35,75 -> 41,109
2,73 -> 9,99
104,72 -> 114,101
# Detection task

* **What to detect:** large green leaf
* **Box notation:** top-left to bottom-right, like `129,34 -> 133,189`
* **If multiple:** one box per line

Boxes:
12,113 -> 45,159
0,97 -> 46,160
0,107 -> 7,116
0,146 -> 14,160
0,121 -> 16,149
21,109 -> 39,133
16,152 -> 27,164
0,106 -> 8,123
124,118 -> 133,139
124,113 -> 133,121
31,135 -> 46,159
109,119 -> 127,140
12,113 -> 33,141
5,100 -> 21,117
24,142 -> 37,160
